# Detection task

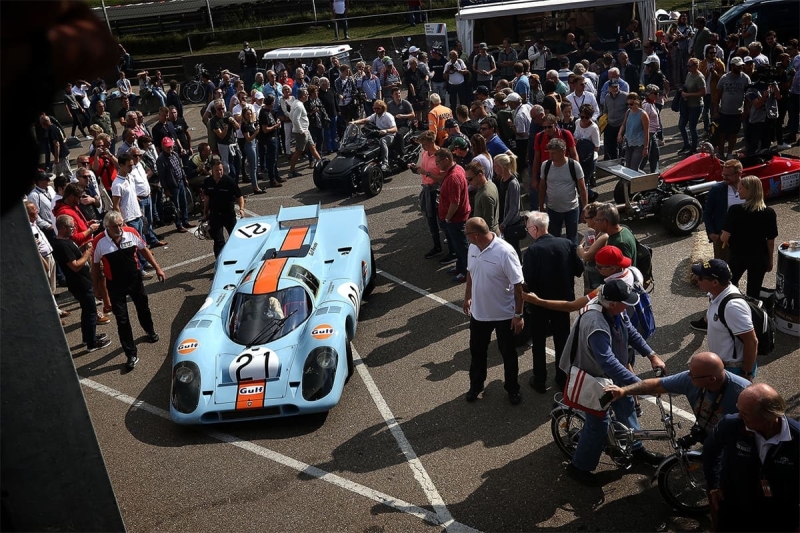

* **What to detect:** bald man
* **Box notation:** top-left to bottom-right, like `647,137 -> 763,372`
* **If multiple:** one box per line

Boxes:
605,351 -> 749,445
703,384 -> 799,533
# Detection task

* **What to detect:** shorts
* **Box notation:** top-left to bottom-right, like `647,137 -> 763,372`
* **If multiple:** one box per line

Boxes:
717,112 -> 742,136
292,130 -> 314,152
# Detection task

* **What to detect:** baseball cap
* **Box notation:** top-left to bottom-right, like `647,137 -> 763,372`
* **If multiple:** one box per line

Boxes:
643,56 -> 658,64
559,56 -> 570,65
445,118 -> 459,128
609,78 -> 620,87
382,56 -> 393,65
409,46 -> 419,54
377,46 -> 385,52
452,136 -> 469,150
161,137 -> 175,148
479,42 -> 488,50
253,91 -> 264,100
601,279 -> 640,305
595,246 -> 632,268
503,92 -> 521,103
691,259 -> 732,283
730,56 -> 744,66
35,170 -> 52,182
473,85 -> 490,96
743,56 -> 754,64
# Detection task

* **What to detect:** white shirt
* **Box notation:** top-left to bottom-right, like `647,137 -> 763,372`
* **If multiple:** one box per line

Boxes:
707,284 -> 754,365
748,416 -> 793,464
232,103 -> 253,139
111,174 -> 143,222
367,112 -> 396,130
574,121 -> 601,160
513,103 -> 532,137
566,91 -> 599,121
28,186 -> 56,227
727,184 -> 745,208
466,237 -> 524,321
331,0 -> 347,14
129,162 -> 151,198
31,222 -> 53,257
289,99 -> 309,132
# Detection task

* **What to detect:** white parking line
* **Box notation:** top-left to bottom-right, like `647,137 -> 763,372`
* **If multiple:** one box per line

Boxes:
352,348 -> 475,533
162,253 -> 215,271
79,378 -> 477,532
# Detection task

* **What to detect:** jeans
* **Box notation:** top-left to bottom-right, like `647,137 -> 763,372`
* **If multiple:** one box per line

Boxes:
260,136 -> 279,182
139,197 -> 160,243
241,139 -> 258,188
126,217 -> 151,271
441,219 -> 469,275
528,167 -> 539,211
701,94 -> 712,132
638,136 -> 659,173
547,207 -> 580,244
603,124 -> 621,160
528,307 -> 570,388
624,144 -> 645,171
334,13 -> 348,38
379,133 -> 394,165
168,182 -> 189,229
323,115 -> 339,152
679,105 -> 703,150
572,394 -> 641,472
74,286 -> 98,346
426,215 -> 441,250
108,275 -> 155,358
218,143 -> 237,178
469,316 -> 520,394
407,5 -> 423,25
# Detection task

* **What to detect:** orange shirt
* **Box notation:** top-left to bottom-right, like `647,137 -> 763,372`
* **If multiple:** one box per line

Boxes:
428,104 -> 453,146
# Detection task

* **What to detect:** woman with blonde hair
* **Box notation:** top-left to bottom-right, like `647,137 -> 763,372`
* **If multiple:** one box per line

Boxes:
721,175 -> 778,298
493,152 -> 524,257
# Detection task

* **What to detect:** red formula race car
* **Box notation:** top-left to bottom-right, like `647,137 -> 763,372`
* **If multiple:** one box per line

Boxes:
602,143 -> 800,235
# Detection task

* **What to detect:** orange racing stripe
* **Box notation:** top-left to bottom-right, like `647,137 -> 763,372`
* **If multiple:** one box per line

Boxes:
252,226 -> 309,294
283,226 -> 309,251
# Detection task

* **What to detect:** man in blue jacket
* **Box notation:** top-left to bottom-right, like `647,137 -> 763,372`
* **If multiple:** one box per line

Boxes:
703,383 -> 799,533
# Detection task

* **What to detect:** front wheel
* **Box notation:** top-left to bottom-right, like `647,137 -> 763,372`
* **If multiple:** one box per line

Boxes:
657,453 -> 709,515
184,81 -> 206,104
360,163 -> 384,197
551,408 -> 585,459
313,158 -> 330,190
660,193 -> 703,235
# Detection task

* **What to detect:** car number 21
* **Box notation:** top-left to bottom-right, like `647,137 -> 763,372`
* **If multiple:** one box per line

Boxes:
229,349 -> 280,382
235,222 -> 270,239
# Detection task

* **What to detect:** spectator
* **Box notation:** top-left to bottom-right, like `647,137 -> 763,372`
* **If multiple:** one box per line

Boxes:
288,88 -> 322,177
538,137 -> 587,244
528,38 -> 550,80
559,279 -> 666,485
505,92 -> 531,169
166,80 -> 183,118
618,92 -> 650,170
714,56 -> 751,159
691,259 -> 758,379
92,210 -> 165,370
64,83 -> 90,139
576,202 -> 610,294
512,63 -> 531,104
462,217 -> 525,404
465,161 -> 499,233
445,50 -> 469,109
640,85 -> 661,173
41,115 -> 71,178
702,383 -> 799,533
434,148 -> 470,281
52,214 -> 111,351
700,48 -> 726,137
128,147 -> 165,247
493,153 -> 523,256
530,113 -> 578,209
736,13 -> 758,48
238,42 -> 258,90
678,58 -> 706,155
407,0 -> 423,26
673,13 -> 694,86
498,38 -> 518,81
427,93 -> 453,147
469,133 -> 493,182
169,106 -> 191,161
702,158 -> 744,268
573,103 -> 600,194
116,71 -> 135,106
602,79 -> 628,160
318,78 -> 339,154
91,100 -> 118,154
616,51 -> 639,90
412,131 -> 444,258
473,43 -> 497,89
156,137 -> 193,233
744,76 -> 779,155
210,99 -> 240,178
523,211 -> 583,391
202,158 -> 245,258
595,203 -> 637,263
111,154 -> 151,273
480,117 -> 512,158
335,64 -> 358,127
330,0 -> 349,40
352,98 -> 396,172
692,17 -> 711,60
152,106 -> 180,155
239,106 -> 261,193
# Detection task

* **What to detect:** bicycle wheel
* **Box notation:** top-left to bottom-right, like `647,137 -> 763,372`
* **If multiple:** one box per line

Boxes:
657,454 -> 709,515
550,408 -> 585,459
184,81 -> 206,104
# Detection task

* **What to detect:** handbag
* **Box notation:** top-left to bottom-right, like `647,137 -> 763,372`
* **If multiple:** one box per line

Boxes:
670,89 -> 682,112
562,310 -> 613,417
597,113 -> 608,133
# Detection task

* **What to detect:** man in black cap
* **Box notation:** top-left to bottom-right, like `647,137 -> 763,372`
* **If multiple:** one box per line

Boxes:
558,278 -> 666,485
442,118 -> 468,151
473,85 -> 493,114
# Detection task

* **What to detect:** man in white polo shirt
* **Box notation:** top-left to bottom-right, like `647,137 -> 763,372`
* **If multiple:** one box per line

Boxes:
691,259 -> 758,381
113,152 -> 153,277
462,217 -> 525,405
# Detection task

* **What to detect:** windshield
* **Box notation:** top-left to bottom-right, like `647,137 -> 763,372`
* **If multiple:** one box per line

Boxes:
718,2 -> 749,24
341,123 -> 364,148
228,286 -> 311,345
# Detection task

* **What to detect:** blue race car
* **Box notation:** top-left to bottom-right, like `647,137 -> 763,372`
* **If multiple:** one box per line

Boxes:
170,204 -> 375,424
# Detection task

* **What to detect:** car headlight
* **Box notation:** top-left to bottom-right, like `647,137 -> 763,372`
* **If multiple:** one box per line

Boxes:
302,347 -> 338,401
172,361 -> 201,414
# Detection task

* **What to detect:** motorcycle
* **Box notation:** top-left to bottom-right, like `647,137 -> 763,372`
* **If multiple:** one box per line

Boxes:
313,122 -> 422,197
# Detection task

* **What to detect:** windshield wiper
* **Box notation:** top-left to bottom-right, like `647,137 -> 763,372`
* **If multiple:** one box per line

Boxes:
246,310 -> 297,347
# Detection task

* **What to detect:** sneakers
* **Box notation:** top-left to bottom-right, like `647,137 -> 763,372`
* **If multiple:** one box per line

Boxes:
126,355 -> 139,370
465,386 -> 484,402
288,170 -> 301,178
147,332 -> 160,343
776,143 -> 792,151
452,273 -> 466,283
438,253 -> 457,265
424,247 -> 442,259
676,145 -> 692,155
87,336 -> 111,352
141,270 -> 155,280
631,447 -> 665,466
508,392 -> 522,405
529,376 -> 547,394
96,314 -> 111,325
565,463 -> 600,487
184,222 -> 197,229
446,266 -> 458,274
690,318 -> 708,332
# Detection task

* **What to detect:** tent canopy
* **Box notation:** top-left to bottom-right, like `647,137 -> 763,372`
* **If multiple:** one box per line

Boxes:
456,0 -> 656,54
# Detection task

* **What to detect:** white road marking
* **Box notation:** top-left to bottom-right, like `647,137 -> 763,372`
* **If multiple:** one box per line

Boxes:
352,348 -> 476,533
79,378 -> 477,532
162,253 -> 215,271
641,395 -> 696,423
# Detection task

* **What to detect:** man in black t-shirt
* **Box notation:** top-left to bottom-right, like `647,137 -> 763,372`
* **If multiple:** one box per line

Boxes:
257,95 -> 285,187
52,214 -> 111,352
202,158 -> 245,258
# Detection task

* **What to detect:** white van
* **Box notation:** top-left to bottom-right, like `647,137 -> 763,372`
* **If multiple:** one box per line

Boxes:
262,45 -> 359,71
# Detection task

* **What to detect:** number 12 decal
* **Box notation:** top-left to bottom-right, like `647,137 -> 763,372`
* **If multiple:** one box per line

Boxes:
235,222 -> 271,239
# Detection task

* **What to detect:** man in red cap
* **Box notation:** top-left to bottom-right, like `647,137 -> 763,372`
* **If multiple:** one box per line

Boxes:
156,136 -> 194,233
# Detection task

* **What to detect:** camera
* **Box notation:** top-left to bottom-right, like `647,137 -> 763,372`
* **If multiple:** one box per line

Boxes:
749,64 -> 781,87
676,423 -> 707,448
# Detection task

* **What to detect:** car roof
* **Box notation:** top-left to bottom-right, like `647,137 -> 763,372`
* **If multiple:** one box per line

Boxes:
263,45 -> 352,61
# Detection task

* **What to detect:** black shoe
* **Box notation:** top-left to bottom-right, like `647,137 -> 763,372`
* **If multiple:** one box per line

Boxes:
565,463 -> 600,487
676,145 -> 692,155
424,247 -> 442,259
87,336 -> 111,352
438,253 -> 457,265
147,332 -> 159,343
528,376 -> 547,394
508,392 -> 522,405
631,447 -> 665,466
690,318 -> 707,332
126,355 -> 139,369
465,387 -> 483,402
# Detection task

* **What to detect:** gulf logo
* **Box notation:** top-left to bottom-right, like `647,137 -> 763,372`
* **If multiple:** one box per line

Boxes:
177,339 -> 199,355
311,325 -> 334,340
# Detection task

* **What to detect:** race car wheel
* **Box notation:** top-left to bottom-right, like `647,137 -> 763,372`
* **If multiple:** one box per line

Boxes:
361,163 -> 384,197
660,194 -> 703,235
345,342 -> 354,383
364,250 -> 376,297
313,158 -> 330,190
613,179 -> 630,205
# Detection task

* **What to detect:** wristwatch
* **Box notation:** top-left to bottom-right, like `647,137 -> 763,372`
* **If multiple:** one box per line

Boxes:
513,313 -> 523,319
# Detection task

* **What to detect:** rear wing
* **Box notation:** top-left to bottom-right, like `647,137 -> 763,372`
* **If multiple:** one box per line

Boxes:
277,204 -> 320,228
596,160 -> 660,194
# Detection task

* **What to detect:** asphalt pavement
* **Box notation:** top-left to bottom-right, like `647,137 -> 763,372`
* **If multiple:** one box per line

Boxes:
60,99 -> 800,532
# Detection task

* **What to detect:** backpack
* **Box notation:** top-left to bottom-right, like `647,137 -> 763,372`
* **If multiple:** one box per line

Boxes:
543,157 -> 578,184
718,293 -> 776,356
621,225 -> 655,292
628,278 -> 656,340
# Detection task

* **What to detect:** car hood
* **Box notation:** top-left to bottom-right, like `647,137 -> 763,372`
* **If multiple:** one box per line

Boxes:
213,344 -> 297,405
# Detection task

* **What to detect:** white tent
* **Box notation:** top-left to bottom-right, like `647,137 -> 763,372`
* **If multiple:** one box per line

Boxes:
456,0 -> 656,53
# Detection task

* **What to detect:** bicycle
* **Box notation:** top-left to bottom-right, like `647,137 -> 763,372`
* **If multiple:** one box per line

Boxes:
550,374 -> 709,514
181,63 -> 210,104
